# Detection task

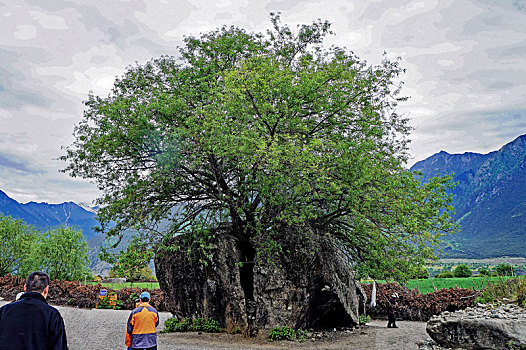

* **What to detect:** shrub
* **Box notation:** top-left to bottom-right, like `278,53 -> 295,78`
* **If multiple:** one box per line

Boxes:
164,318 -> 190,332
96,292 -> 120,309
114,299 -> 124,310
475,277 -> 526,307
359,315 -> 371,325
96,296 -> 111,309
193,317 -> 220,333
411,266 -> 429,279
454,264 -> 472,278
163,317 -> 220,333
475,294 -> 495,305
267,327 -> 309,342
296,329 -> 309,341
436,271 -> 454,278
495,264 -> 513,276
269,326 -> 297,341
479,267 -> 490,276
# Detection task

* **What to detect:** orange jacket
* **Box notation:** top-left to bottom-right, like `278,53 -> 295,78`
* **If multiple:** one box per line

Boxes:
125,302 -> 159,348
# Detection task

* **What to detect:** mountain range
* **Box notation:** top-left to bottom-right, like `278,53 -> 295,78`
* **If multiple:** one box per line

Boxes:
0,190 -> 99,240
411,134 -> 526,258
0,190 -> 107,271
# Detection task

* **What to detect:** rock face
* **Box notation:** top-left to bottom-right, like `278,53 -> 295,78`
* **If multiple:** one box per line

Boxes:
155,233 -> 364,334
426,304 -> 526,349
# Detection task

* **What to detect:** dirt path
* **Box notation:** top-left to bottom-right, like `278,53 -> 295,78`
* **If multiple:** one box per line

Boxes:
0,301 -> 432,349
160,320 -> 432,350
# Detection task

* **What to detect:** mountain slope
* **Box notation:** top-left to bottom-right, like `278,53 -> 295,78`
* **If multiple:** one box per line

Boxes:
411,134 -> 526,258
0,190 -> 100,240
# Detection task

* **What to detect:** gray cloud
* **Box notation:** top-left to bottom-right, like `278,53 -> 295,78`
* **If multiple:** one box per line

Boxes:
265,0 -> 305,12
1,0 -> 525,203
408,107 -> 526,165
487,42 -> 526,60
0,152 -> 43,174
0,49 -> 49,109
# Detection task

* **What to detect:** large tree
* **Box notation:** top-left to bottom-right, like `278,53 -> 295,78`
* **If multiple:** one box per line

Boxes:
25,226 -> 91,281
0,215 -> 39,276
102,236 -> 155,282
63,15 -> 455,282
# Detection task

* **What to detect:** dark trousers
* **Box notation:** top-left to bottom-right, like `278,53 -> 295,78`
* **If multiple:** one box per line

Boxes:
132,347 -> 157,350
387,312 -> 397,327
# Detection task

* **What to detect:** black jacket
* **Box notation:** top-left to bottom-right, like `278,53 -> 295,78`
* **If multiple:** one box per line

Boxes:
0,292 -> 68,350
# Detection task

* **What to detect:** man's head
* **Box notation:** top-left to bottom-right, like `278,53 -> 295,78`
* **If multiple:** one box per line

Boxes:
24,271 -> 50,297
140,291 -> 150,302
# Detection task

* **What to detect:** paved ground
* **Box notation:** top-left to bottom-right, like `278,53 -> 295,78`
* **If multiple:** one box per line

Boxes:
0,301 -> 432,349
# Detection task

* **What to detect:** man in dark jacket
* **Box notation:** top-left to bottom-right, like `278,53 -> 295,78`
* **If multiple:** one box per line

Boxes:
387,292 -> 399,328
0,271 -> 68,350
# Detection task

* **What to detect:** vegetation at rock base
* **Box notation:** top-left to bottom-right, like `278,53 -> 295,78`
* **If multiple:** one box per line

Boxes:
163,317 -> 220,333
268,326 -> 308,341
358,314 -> 371,325
62,14 -> 457,289
0,215 -> 90,280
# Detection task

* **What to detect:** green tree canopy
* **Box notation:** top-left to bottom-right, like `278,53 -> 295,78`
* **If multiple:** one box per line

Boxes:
0,215 -> 39,276
62,15 -> 456,280
411,265 -> 430,279
478,267 -> 490,276
26,226 -> 91,281
495,263 -> 513,276
453,264 -> 472,278
103,236 -> 155,282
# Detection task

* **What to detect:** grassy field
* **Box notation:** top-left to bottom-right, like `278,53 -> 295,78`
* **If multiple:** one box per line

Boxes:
86,281 -> 160,290
361,276 -> 523,294
403,276 -> 521,294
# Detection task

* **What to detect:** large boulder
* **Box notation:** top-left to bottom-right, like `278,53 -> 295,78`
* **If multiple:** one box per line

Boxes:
155,233 -> 365,334
426,303 -> 526,349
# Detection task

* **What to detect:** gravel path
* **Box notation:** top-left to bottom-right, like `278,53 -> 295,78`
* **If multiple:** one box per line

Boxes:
0,301 -> 432,349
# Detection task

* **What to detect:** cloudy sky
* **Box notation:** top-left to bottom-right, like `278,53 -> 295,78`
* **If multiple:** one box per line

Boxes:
1,0 -> 525,204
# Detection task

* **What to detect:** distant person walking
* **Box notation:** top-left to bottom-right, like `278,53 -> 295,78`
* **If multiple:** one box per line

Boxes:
125,291 -> 159,350
387,292 -> 399,328
0,271 -> 68,350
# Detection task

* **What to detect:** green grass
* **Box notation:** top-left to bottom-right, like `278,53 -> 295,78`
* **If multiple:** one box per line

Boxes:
363,276 -> 522,294
86,281 -> 160,290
